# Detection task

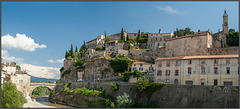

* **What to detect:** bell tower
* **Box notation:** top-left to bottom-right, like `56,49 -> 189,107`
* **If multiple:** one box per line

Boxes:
222,10 -> 228,34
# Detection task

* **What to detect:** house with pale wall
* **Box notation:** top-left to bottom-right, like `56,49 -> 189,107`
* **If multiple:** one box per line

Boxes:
86,35 -> 105,49
131,61 -> 154,72
1,62 -> 16,75
155,55 -> 239,86
105,40 -> 124,53
147,31 -> 174,50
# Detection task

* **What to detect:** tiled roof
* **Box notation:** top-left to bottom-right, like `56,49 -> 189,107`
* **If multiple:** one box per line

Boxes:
132,61 -> 153,65
156,55 -> 239,61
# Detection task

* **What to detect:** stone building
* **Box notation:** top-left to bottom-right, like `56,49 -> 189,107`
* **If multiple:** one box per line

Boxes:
109,31 -> 127,41
127,32 -> 144,40
131,61 -> 154,72
212,10 -> 229,48
1,62 -> 16,75
165,30 -> 213,57
105,40 -> 124,53
155,55 -> 239,86
87,35 -> 105,49
147,31 -> 174,50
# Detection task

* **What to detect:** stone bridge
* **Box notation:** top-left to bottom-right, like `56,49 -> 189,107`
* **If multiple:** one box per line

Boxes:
29,83 -> 57,96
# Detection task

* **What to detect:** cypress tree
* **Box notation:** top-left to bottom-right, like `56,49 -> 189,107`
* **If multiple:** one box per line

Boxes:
137,29 -> 141,44
65,51 -> 68,58
121,28 -> 124,41
70,43 -> 74,57
75,46 -> 78,53
127,35 -> 129,41
105,31 -> 107,39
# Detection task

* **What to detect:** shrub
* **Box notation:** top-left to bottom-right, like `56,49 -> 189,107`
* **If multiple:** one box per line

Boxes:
95,47 -> 105,51
132,69 -> 143,77
60,67 -> 64,72
116,93 -> 134,108
122,72 -> 133,82
126,39 -> 136,43
1,82 -> 26,108
110,55 -> 132,73
146,82 -> 165,100
138,38 -> 148,43
72,59 -> 85,69
135,77 -> 149,94
61,70 -> 71,77
67,82 -> 72,87
110,82 -> 119,91
104,99 -> 115,108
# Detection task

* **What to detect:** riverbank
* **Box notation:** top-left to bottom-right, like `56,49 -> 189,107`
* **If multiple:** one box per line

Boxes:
23,101 -> 55,108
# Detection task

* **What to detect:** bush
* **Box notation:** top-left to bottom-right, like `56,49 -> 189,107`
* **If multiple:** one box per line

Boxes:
122,72 -> 133,82
72,59 -> 85,69
116,93 -> 134,108
104,99 -> 115,108
60,67 -> 64,72
110,82 -> 119,91
1,82 -> 26,108
61,70 -> 71,77
138,38 -> 148,43
132,69 -> 143,77
126,39 -> 136,43
146,82 -> 165,100
67,82 -> 72,87
110,55 -> 132,73
72,87 -> 103,97
95,47 -> 105,51
135,77 -> 149,94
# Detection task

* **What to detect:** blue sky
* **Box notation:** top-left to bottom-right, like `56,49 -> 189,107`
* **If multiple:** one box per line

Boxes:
1,1 -> 239,79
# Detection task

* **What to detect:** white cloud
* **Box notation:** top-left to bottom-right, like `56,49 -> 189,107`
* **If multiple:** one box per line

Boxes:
20,63 -> 60,79
1,50 -> 24,63
47,58 -> 64,64
156,6 -> 182,15
2,34 -> 47,52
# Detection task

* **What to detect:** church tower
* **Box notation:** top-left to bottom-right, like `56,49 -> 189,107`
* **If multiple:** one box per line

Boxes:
222,10 -> 228,34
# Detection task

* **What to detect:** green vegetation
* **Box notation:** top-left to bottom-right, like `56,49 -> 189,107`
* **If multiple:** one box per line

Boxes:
116,93 -> 134,108
16,65 -> 21,71
110,82 -> 119,91
56,79 -> 60,83
67,82 -> 72,87
138,37 -> 148,43
32,87 -> 51,96
136,29 -> 141,44
61,70 -> 71,77
110,55 -> 132,73
146,82 -> 165,100
126,39 -> 136,43
60,67 -> 64,72
79,40 -> 87,56
75,46 -> 78,53
220,86 -> 225,89
105,36 -> 110,42
104,99 -> 115,108
1,82 -> 26,108
173,27 -> 195,37
95,46 -> 105,51
135,77 -> 149,94
121,28 -> 125,41
226,29 -> 239,46
122,69 -> 143,82
72,59 -> 85,69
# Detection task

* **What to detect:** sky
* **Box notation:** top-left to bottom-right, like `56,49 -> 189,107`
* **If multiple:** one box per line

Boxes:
1,1 -> 239,79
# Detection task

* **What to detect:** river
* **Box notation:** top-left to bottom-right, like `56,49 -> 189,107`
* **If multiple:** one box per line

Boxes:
24,96 -> 79,108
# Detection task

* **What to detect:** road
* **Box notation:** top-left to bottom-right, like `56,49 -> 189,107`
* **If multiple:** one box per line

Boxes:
23,101 -> 55,108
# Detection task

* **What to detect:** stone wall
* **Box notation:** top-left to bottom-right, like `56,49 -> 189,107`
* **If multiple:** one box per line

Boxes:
207,47 -> 239,55
53,82 -> 239,108
60,59 -> 77,83
116,49 -> 128,57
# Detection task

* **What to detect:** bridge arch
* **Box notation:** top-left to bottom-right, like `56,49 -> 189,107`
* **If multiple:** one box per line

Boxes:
29,83 -> 56,96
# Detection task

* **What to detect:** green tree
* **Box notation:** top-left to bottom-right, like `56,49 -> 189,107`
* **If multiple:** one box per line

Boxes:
110,55 -> 132,73
121,28 -> 125,41
229,29 -> 235,32
137,29 -> 141,44
75,46 -> 78,53
1,82 -> 26,108
65,51 -> 69,59
69,43 -> 74,57
116,93 -> 134,108
72,59 -> 85,69
106,36 -> 110,42
226,30 -> 239,46
79,41 -> 87,56
135,77 -> 149,93
16,65 -> 21,71
126,35 -> 129,41
173,27 -> 195,37
105,31 -> 107,40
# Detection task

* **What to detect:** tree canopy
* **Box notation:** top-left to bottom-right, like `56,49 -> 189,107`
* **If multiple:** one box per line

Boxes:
121,28 -> 125,41
226,29 -> 239,46
16,65 -> 21,71
110,55 -> 132,73
173,27 -> 195,37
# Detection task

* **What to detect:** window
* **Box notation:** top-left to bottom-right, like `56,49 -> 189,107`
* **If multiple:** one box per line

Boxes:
188,60 -> 192,64
188,67 -> 191,74
157,70 -> 162,76
163,43 -> 166,46
174,79 -> 178,84
166,61 -> 170,67
176,42 -> 177,46
164,38 -> 166,41
160,38 -> 162,41
158,43 -> 160,46
201,60 -> 205,64
151,39 -> 153,42
199,38 -> 202,43
199,45 -> 201,48
186,81 -> 193,85
151,34 -> 153,36
134,34 -> 136,36
139,68 -> 141,71
201,82 -> 204,85
175,60 -> 180,66
214,79 -> 218,86
132,68 -> 134,71
226,59 -> 230,64
214,59 -> 218,65
134,64 -> 136,66
214,67 -> 218,74
184,46 -> 186,50
140,64 -> 142,66
172,42 -> 174,46
224,81 -> 232,86
175,70 -> 179,76
165,70 -> 170,76
201,67 -> 205,74
179,41 -> 181,45
226,67 -> 230,74
158,61 -> 162,67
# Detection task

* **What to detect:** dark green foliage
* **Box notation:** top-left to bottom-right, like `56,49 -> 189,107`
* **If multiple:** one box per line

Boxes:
1,82 -> 26,108
229,29 -> 235,32
135,77 -> 149,94
60,67 -> 64,72
79,40 -> 87,56
105,31 -> 107,39
146,82 -> 165,100
104,99 -> 115,108
61,70 -> 71,77
75,46 -> 78,53
110,82 -> 119,91
88,82 -> 90,88
118,40 -> 124,43
95,47 -> 105,51
132,69 -> 143,77
226,30 -> 239,46
72,59 -> 85,69
105,36 -> 110,42
110,55 -> 132,73
142,32 -> 149,38
122,70 -> 142,82
70,43 -> 74,57
126,39 -> 136,43
126,35 -> 129,41
121,28 -> 125,41
32,87 -> 51,96
65,51 -> 69,59
138,37 -> 148,43
56,79 -> 60,83
67,82 -> 72,87
220,86 -> 225,89
173,27 -> 195,37
137,29 -> 141,44
16,65 -> 21,71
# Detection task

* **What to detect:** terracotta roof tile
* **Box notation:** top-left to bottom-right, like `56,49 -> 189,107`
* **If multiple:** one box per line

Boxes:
156,55 -> 239,61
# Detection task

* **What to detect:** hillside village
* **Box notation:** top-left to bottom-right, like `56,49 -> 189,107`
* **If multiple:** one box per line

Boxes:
60,10 -> 239,86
